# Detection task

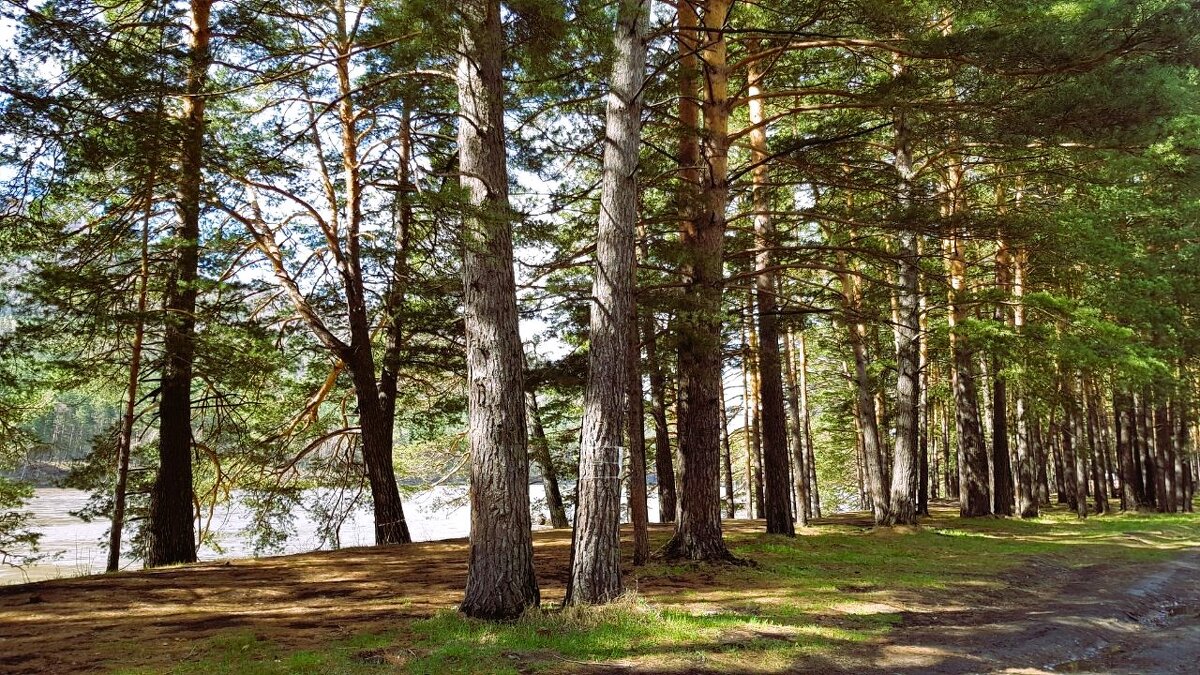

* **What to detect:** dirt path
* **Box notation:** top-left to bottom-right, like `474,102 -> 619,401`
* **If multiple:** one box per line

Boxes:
826,550 -> 1200,674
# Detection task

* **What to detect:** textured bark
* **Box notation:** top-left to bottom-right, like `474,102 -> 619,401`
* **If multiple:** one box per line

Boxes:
1154,403 -> 1175,513
745,44 -> 793,536
918,279 -> 930,516
627,315 -> 650,564
990,238 -> 1014,517
944,228 -> 990,517
1137,393 -> 1158,508
527,392 -> 569,529
335,7 -> 410,546
568,0 -> 649,602
644,314 -> 676,522
745,311 -> 765,519
1067,386 -> 1089,519
146,0 -> 211,568
1086,385 -> 1109,514
719,385 -> 736,518
457,0 -> 539,619
883,83 -> 921,526
798,332 -> 821,518
1012,248 -> 1038,517
1115,391 -> 1144,510
783,330 -> 809,526
663,0 -> 734,561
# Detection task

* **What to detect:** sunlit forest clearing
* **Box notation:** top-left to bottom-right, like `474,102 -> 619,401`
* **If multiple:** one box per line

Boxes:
2,0 -> 1200,672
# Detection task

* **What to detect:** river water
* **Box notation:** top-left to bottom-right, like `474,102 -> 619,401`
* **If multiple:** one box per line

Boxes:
4,486 -> 660,586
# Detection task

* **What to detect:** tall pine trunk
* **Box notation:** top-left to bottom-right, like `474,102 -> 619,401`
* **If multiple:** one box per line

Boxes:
644,314 -> 677,522
458,0 -> 539,619
944,224 -> 990,517
568,0 -> 648,603
664,0 -> 734,561
146,0 -> 212,568
746,44 -> 793,535
885,86 -> 921,526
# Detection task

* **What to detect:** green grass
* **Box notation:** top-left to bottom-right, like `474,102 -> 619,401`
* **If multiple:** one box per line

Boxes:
123,505 -> 1200,674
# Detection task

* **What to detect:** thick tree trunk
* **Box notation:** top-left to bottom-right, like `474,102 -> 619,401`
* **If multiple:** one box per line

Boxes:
664,0 -> 734,561
884,79 -> 921,526
146,0 -> 212,568
528,392 -> 569,529
568,0 -> 649,600
644,314 -> 677,522
458,0 -> 539,619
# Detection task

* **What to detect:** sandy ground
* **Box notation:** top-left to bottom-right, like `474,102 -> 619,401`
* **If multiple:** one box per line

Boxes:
0,519 -> 1196,674
819,550 -> 1200,674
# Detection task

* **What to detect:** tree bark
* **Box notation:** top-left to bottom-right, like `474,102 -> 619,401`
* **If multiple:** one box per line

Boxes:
884,88 -> 921,526
568,0 -> 649,601
644,313 -> 677,522
990,237 -> 1014,516
746,45 -> 793,535
944,225 -> 990,517
528,392 -> 569,529
1012,248 -> 1038,517
783,330 -> 809,526
664,0 -> 734,561
719,384 -> 736,518
457,0 -> 539,619
146,0 -> 212,568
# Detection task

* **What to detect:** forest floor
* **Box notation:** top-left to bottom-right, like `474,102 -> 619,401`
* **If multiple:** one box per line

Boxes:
1,502 -> 1198,674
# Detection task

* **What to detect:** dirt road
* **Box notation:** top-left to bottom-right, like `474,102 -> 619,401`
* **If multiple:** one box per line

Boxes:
825,550 -> 1200,674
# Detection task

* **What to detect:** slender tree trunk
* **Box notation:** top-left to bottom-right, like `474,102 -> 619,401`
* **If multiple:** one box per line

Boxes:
1154,402 -> 1175,513
990,236 -> 1014,516
528,392 -> 569,529
830,219 -> 887,522
1085,381 -> 1109,514
745,308 -> 765,519
644,314 -> 676,522
458,0 -> 539,619
783,330 -> 809,526
627,328 -> 650,564
798,330 -> 820,517
719,383 -> 736,518
746,45 -> 793,535
1011,249 -> 1037,517
1137,392 -> 1158,508
109,157 -> 157,573
332,12 -> 412,546
664,0 -> 733,561
146,0 -> 212,568
944,221 -> 989,517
